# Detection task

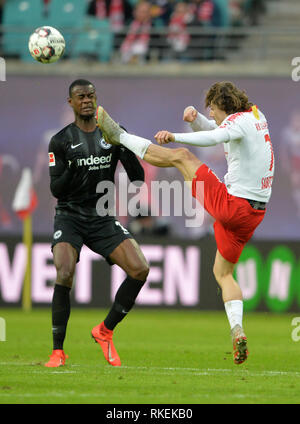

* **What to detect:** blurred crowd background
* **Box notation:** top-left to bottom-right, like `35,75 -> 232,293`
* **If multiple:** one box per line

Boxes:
1,0 -> 300,242
0,0 -> 267,63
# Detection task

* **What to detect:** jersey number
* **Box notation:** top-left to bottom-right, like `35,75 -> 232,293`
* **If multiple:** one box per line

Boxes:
264,134 -> 274,172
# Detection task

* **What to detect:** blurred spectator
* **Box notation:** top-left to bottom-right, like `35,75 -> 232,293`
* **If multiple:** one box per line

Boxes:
149,0 -> 174,27
166,2 -> 191,60
190,0 -> 215,27
190,0 -> 230,27
87,0 -> 133,33
229,0 -> 266,26
243,0 -> 266,26
187,0 -> 224,60
229,0 -> 245,26
120,1 -> 152,64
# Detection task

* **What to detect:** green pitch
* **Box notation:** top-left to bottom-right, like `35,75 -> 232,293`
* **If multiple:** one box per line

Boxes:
0,308 -> 299,404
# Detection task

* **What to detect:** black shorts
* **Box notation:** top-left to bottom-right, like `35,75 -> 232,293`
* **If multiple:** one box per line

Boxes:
51,212 -> 133,263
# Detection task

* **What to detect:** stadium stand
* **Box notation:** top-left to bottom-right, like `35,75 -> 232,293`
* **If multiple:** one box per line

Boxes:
72,16 -> 114,62
46,0 -> 88,53
1,0 -> 298,64
227,0 -> 300,61
2,0 -> 44,61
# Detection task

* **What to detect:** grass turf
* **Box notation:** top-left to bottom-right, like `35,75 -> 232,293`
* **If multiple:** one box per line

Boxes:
0,308 -> 299,404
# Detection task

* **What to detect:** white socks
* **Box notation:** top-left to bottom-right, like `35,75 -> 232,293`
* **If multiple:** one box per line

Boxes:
224,300 -> 243,329
120,133 -> 152,159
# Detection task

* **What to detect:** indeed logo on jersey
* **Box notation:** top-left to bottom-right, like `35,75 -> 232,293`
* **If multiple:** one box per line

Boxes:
77,154 -> 112,171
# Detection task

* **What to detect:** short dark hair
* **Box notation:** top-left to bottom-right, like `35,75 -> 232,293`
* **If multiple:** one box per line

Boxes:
69,79 -> 95,97
205,81 -> 253,114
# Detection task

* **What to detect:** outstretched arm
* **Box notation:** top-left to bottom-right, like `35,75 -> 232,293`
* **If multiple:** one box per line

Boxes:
155,126 -> 231,147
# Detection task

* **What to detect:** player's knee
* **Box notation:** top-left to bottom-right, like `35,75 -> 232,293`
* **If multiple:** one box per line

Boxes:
56,266 -> 74,286
129,263 -> 150,282
213,263 -> 231,286
171,147 -> 194,165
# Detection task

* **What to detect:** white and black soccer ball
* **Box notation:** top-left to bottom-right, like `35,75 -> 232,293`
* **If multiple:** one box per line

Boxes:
28,26 -> 65,64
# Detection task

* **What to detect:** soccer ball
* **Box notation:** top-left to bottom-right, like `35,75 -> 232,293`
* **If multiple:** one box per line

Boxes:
28,26 -> 65,64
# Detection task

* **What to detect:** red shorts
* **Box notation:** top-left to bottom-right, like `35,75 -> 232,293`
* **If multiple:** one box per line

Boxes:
192,164 -> 266,264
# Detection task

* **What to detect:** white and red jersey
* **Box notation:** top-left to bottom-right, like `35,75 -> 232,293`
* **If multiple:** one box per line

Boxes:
175,106 -> 274,203
220,107 -> 274,202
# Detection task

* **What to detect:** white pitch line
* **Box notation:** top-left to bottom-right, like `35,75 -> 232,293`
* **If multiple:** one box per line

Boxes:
119,366 -> 300,377
44,371 -> 77,374
0,392 -> 107,398
1,362 -> 300,378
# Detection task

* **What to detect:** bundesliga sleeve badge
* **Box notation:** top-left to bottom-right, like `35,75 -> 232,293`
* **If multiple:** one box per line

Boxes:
48,152 -> 56,167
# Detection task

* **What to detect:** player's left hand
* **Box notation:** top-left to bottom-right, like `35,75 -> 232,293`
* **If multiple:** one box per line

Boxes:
154,131 -> 175,145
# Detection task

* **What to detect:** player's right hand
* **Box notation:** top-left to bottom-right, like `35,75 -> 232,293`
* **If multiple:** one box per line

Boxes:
154,130 -> 175,145
183,106 -> 197,123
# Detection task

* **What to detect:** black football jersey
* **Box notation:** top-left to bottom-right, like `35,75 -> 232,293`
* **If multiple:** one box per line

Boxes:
48,123 -> 144,217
